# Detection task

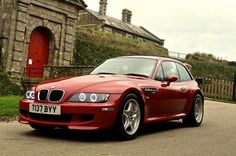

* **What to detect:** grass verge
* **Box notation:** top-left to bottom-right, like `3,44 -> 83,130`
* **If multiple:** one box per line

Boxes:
0,96 -> 22,121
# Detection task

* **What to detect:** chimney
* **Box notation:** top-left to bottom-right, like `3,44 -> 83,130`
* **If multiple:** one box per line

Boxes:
122,9 -> 132,24
99,0 -> 108,16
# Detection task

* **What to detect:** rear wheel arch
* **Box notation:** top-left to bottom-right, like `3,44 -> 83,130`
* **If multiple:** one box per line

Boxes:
195,90 -> 204,104
186,89 -> 204,112
183,93 -> 204,127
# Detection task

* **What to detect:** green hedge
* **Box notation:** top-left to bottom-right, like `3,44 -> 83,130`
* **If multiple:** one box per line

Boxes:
74,40 -> 123,66
0,71 -> 23,96
185,60 -> 236,81
74,28 -> 168,66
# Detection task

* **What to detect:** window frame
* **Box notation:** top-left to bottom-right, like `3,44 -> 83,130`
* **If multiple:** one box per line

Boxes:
175,62 -> 193,82
155,61 -> 180,82
155,64 -> 165,81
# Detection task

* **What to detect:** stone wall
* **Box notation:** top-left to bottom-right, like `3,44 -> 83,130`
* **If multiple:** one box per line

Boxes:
43,65 -> 93,80
0,0 -> 17,69
0,0 -> 85,79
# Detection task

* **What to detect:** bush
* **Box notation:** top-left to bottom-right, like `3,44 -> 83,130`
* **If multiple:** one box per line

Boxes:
0,71 -> 23,96
184,59 -> 236,81
186,52 -> 228,64
74,27 -> 168,66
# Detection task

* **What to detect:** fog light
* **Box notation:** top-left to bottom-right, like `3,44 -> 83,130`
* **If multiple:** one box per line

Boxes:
102,107 -> 115,112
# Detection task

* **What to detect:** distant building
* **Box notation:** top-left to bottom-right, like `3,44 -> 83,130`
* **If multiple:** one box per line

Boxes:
78,0 -> 165,47
0,0 -> 86,78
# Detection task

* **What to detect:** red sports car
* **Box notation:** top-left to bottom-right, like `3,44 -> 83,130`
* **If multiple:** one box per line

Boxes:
19,56 -> 204,140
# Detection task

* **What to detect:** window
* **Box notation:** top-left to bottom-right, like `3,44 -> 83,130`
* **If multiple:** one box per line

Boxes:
156,65 -> 164,81
176,63 -> 192,81
161,62 -> 179,80
90,57 -> 157,78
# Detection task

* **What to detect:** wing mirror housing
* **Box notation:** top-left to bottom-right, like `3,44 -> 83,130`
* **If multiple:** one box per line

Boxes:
161,75 -> 178,87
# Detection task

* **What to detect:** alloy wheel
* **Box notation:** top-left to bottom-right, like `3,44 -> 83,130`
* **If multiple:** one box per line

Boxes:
122,99 -> 141,135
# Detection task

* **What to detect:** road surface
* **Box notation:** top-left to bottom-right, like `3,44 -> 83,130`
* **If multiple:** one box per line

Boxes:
0,100 -> 236,156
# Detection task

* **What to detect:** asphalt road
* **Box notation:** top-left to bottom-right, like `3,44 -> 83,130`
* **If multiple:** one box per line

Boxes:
1,100 -> 236,156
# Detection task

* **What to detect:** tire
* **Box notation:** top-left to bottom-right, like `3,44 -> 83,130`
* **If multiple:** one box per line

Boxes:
114,94 -> 142,140
182,94 -> 204,127
30,124 -> 55,132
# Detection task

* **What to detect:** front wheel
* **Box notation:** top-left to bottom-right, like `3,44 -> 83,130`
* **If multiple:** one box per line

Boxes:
183,94 -> 204,127
114,94 -> 142,140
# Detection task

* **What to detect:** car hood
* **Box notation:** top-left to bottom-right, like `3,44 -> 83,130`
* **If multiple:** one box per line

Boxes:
35,75 -> 149,94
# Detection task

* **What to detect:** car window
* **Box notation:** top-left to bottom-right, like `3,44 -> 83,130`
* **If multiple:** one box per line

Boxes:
90,57 -> 157,78
156,65 -> 165,81
176,63 -> 192,82
161,61 -> 179,80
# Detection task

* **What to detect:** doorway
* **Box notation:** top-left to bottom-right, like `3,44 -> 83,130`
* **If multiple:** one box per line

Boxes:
26,27 -> 52,78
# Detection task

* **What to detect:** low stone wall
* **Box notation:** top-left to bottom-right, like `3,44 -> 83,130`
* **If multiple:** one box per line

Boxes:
43,65 -> 94,80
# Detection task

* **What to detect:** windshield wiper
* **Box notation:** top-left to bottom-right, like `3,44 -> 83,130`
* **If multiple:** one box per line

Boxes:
125,73 -> 149,78
96,72 -> 116,75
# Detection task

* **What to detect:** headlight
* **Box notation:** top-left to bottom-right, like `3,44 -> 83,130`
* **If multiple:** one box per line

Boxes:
25,91 -> 35,100
68,93 -> 110,103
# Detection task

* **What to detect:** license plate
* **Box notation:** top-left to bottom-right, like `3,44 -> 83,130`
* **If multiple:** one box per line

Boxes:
29,103 -> 61,115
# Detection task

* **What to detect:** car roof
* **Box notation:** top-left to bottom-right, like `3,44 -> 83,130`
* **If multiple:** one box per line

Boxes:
117,55 -> 182,63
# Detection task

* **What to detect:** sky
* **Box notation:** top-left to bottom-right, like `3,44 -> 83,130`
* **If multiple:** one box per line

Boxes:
83,0 -> 236,61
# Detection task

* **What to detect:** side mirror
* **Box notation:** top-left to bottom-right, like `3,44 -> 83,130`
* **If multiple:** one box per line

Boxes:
161,75 -> 178,87
167,75 -> 178,82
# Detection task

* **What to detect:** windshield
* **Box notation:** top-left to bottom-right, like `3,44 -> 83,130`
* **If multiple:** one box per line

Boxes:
90,57 -> 157,78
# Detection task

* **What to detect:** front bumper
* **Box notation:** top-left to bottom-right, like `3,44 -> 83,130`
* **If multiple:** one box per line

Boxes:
19,94 -> 121,130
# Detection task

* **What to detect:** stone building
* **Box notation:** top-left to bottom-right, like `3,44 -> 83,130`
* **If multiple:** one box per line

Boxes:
78,0 -> 165,46
0,0 -> 86,78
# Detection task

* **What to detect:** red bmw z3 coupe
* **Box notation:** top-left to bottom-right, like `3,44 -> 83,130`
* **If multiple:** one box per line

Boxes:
19,56 -> 204,140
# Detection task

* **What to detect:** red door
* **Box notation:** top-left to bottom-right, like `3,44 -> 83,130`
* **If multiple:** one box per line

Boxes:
26,27 -> 49,77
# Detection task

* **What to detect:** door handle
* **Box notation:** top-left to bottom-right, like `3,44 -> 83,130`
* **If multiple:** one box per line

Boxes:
181,87 -> 187,92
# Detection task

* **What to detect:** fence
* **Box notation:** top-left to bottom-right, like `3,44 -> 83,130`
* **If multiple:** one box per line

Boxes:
197,77 -> 234,100
168,51 -> 187,60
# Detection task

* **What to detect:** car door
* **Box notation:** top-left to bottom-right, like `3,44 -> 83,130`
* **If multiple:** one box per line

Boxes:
175,62 -> 194,111
148,61 -> 186,116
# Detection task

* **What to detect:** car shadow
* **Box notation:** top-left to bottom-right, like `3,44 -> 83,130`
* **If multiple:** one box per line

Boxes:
22,128 -> 115,143
21,120 -> 185,142
141,120 -> 185,136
